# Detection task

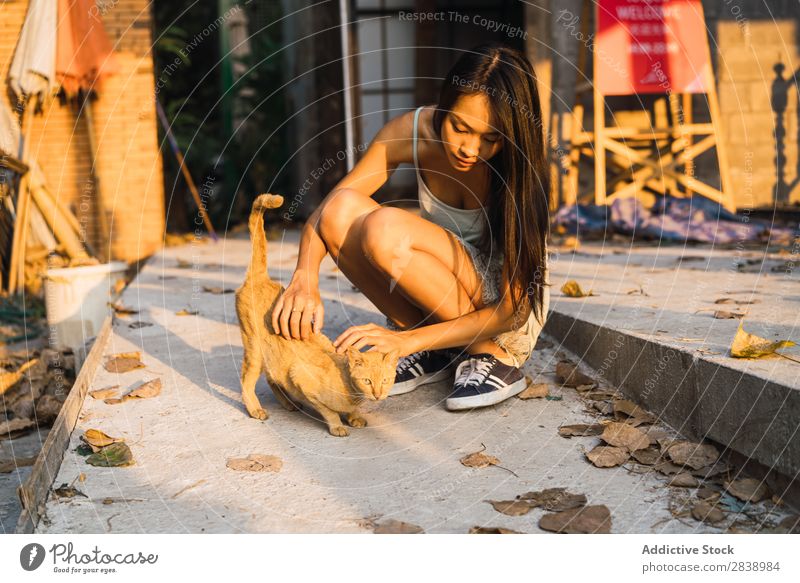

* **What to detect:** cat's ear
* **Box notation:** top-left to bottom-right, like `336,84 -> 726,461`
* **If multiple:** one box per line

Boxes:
345,346 -> 362,363
384,348 -> 400,362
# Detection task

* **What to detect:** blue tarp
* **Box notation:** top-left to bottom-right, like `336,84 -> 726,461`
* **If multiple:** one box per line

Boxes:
553,195 -> 798,244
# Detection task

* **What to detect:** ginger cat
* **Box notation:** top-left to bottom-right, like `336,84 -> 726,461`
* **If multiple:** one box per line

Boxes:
235,194 -> 400,436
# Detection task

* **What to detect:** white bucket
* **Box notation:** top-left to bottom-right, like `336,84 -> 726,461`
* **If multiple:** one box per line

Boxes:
43,261 -> 128,352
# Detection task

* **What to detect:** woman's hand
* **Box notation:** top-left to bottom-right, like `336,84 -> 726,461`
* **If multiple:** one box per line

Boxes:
333,323 -> 414,357
271,272 -> 324,340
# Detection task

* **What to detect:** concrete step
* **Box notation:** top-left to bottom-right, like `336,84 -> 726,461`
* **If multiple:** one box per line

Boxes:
542,242 -> 800,504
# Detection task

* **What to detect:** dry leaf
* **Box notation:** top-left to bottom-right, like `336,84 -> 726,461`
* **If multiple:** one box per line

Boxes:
175,308 -> 199,316
176,258 -> 192,268
730,321 -> 796,359
107,301 -> 138,316
654,460 -> 685,476
103,398 -> 126,405
85,442 -> 134,467
373,519 -> 424,534
538,505 -> 611,534
631,448 -> 661,465
0,456 -> 37,473
469,526 -> 521,534
691,462 -> 731,479
714,298 -> 758,305
613,399 -> 656,424
460,450 -> 499,469
82,429 -> 123,449
126,378 -> 162,399
665,441 -> 719,470
128,321 -> 153,329
586,445 -> 630,468
486,500 -> 533,516
696,486 -> 720,501
713,310 -> 744,320
669,473 -> 700,488
202,286 -> 234,295
724,478 -> 770,503
517,380 -> 550,399
691,501 -> 725,524
592,401 -> 614,416
556,361 -> 595,387
560,280 -> 594,298
0,417 -> 35,438
600,422 -> 650,452
226,454 -> 282,472
558,424 -> 604,438
518,488 -> 587,511
90,386 -> 120,400
103,352 -> 144,374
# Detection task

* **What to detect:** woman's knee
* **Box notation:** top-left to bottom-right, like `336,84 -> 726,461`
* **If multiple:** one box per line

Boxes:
318,188 -> 378,255
360,207 -> 408,271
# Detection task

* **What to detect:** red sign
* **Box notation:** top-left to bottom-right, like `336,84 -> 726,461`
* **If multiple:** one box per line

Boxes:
595,0 -> 711,95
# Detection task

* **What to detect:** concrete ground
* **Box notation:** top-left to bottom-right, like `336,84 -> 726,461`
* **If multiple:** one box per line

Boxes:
23,227 -> 795,533
544,239 -> 800,486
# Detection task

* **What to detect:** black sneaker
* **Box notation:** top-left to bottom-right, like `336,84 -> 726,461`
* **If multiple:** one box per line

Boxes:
390,349 -> 456,396
445,353 -> 527,410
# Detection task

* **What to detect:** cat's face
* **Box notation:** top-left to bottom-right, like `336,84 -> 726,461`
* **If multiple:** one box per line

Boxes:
345,347 -> 401,400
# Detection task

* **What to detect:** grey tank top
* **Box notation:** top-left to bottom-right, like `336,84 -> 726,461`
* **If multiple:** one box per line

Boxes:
413,106 -> 486,244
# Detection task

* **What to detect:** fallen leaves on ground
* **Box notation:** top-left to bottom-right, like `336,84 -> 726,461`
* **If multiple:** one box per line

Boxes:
103,352 -> 144,374
691,501 -> 725,524
664,441 -> 719,470
668,473 -> 700,488
373,519 -> 424,534
226,454 -> 282,473
600,422 -> 650,452
714,298 -> 759,305
53,484 -> 87,498
0,456 -> 37,473
555,361 -> 596,387
730,321 -> 796,359
0,358 -> 38,396
586,445 -> 630,468
654,460 -> 685,476
712,310 -> 744,320
724,478 -> 770,503
558,424 -> 604,438
85,442 -> 134,467
128,321 -> 153,329
469,526 -> 521,534
613,399 -> 656,425
518,488 -> 587,511
538,505 -> 611,534
561,280 -> 594,298
517,380 -> 550,399
486,500 -> 533,516
81,429 -> 124,450
107,301 -> 138,316
631,448 -> 661,465
202,286 -> 234,295
90,386 -> 120,400
460,445 -> 500,469
0,417 -> 35,438
175,308 -> 199,316
126,378 -> 162,399
175,258 -> 192,268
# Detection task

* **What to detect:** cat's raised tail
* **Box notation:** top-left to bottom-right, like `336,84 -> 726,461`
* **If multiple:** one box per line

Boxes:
247,193 -> 284,280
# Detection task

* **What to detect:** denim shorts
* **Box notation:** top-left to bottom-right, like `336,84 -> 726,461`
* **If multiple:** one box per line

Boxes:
385,233 -> 549,367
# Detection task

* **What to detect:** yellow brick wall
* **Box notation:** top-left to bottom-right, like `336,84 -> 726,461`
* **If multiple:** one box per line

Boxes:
1,0 -> 164,262
716,19 -> 800,209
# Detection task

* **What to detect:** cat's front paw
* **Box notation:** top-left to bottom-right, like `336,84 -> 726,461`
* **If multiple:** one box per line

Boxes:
328,425 -> 350,437
248,407 -> 269,421
346,414 -> 367,428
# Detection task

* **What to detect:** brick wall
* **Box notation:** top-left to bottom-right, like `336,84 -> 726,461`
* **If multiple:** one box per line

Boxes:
1,0 -> 164,262
706,0 -> 800,208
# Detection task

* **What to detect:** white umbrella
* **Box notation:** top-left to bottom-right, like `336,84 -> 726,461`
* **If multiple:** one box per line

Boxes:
7,0 -> 58,103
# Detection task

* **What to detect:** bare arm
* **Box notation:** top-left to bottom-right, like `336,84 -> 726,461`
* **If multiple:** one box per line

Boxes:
273,113 -> 411,339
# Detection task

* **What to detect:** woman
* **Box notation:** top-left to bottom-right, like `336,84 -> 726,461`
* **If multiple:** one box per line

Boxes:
271,42 -> 550,411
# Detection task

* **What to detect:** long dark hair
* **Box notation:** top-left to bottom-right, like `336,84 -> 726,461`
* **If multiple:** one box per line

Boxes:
432,43 -> 550,326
